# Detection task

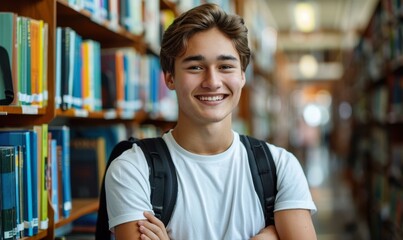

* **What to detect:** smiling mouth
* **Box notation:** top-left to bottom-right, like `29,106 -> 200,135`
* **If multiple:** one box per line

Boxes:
196,95 -> 226,102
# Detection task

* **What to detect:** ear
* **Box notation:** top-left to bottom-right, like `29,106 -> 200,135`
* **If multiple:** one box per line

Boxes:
241,71 -> 246,88
164,72 -> 175,90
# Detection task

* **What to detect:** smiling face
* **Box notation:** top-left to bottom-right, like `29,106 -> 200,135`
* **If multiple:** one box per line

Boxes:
165,27 -> 246,127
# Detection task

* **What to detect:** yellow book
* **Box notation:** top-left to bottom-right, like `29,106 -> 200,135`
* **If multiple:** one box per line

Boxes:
81,41 -> 90,111
33,124 -> 48,230
30,19 -> 40,106
42,23 -> 48,106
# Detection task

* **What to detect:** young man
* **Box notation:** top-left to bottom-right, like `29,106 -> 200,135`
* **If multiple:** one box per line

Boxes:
105,3 -> 317,240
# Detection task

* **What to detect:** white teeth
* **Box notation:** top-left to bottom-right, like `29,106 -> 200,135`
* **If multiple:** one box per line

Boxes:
198,95 -> 224,101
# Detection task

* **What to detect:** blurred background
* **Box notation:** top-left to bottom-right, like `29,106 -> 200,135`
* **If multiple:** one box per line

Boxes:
234,0 -> 402,239
1,0 -> 401,239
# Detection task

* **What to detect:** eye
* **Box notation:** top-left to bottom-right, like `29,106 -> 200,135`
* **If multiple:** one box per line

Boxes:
187,65 -> 203,71
219,64 -> 235,71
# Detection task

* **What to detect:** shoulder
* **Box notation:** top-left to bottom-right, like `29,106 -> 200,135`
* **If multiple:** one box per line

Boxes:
265,143 -> 302,171
106,142 -> 149,180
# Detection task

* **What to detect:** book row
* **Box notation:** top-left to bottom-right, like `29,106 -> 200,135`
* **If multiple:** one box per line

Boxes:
66,0 -> 156,46
0,12 -> 49,107
55,26 -> 177,118
0,126 -> 71,239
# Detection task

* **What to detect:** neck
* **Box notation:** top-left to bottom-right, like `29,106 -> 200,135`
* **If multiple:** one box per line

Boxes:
172,121 -> 234,155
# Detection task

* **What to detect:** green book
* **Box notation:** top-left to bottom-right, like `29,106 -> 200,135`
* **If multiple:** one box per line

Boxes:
0,12 -> 17,105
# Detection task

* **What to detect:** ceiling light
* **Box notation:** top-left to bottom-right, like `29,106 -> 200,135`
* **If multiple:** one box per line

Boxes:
293,2 -> 317,32
299,54 -> 318,78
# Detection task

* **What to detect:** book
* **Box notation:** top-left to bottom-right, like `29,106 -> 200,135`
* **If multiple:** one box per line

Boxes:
0,146 -> 17,239
66,29 -> 76,110
70,124 -> 126,161
55,27 -> 62,108
28,130 -> 39,235
41,22 -> 49,107
101,49 -> 117,110
17,16 -> 31,106
49,139 -> 59,222
33,124 -> 48,230
15,145 -> 24,238
71,32 -> 82,109
60,28 -> 73,110
0,12 -> 17,106
92,40 -> 102,111
49,126 -> 71,219
0,130 -> 36,237
70,137 -> 106,198
25,17 -> 32,105
127,0 -> 143,35
143,0 -> 160,51
81,39 -> 102,111
30,19 -> 41,106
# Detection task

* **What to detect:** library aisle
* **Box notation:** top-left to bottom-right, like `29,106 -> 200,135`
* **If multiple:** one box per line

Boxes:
307,143 -> 369,240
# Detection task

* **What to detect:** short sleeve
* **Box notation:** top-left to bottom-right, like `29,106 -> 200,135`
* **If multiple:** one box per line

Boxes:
268,144 -> 317,214
105,144 -> 154,231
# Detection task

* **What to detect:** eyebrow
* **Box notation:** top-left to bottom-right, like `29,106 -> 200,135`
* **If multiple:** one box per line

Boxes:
181,54 -> 238,63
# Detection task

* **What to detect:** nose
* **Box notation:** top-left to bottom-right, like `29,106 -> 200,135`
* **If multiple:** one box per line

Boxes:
202,68 -> 222,89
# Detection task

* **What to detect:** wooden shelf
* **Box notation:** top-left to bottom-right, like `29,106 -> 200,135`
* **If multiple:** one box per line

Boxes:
0,106 -> 47,115
56,0 -> 145,50
21,230 -> 47,240
55,198 -> 99,229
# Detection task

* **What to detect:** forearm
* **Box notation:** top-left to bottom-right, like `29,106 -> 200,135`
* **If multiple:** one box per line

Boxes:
114,221 -> 142,240
250,225 -> 279,240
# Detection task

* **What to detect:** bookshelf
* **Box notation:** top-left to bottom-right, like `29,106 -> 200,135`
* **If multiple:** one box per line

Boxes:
0,0 -> 177,239
334,0 -> 403,238
0,0 -> 56,127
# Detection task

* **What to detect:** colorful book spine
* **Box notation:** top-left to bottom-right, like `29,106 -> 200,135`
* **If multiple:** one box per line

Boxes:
70,137 -> 106,198
0,131 -> 35,237
33,124 -> 48,230
72,32 -> 83,109
0,146 -> 17,240
55,27 -> 62,108
49,126 -> 71,218
28,130 -> 38,235
50,139 -> 59,222
30,19 -> 40,106
16,146 -> 24,238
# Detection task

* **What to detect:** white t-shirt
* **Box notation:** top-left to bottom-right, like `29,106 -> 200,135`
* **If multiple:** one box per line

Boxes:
105,130 -> 316,240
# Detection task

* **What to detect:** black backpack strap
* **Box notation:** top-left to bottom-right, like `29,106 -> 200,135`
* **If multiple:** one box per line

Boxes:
240,135 -> 277,226
132,137 -> 177,227
96,137 -> 137,240
0,46 -> 14,105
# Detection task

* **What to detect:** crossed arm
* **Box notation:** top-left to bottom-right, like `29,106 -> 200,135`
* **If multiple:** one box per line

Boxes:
114,209 -> 316,240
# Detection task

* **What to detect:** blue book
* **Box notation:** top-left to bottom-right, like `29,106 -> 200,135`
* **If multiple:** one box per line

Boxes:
55,27 -> 62,108
29,131 -> 39,235
0,131 -> 35,237
92,41 -> 102,111
72,32 -> 82,109
49,126 -> 71,218
0,146 -> 17,240
149,55 -> 161,114
50,139 -> 59,222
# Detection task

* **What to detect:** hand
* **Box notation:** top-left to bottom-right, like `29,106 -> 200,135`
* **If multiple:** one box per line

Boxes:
250,225 -> 279,240
137,211 -> 170,240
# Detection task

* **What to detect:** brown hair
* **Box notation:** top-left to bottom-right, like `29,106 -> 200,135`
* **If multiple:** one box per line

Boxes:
160,3 -> 251,74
